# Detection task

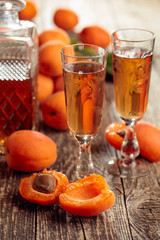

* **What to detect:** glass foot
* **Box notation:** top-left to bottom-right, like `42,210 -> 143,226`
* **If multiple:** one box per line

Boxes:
75,162 -> 94,180
107,157 -> 149,179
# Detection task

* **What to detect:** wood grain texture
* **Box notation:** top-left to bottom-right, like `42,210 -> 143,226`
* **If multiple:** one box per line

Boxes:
0,0 -> 160,239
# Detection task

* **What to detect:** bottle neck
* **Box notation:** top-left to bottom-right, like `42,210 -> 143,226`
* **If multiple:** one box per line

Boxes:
0,11 -> 20,26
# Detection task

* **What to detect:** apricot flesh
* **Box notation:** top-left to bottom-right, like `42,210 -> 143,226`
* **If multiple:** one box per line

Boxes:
5,130 -> 57,172
59,174 -> 115,217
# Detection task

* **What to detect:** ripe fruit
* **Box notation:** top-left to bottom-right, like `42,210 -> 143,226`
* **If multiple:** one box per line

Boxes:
39,28 -> 70,46
105,121 -> 160,162
53,75 -> 64,92
136,121 -> 160,162
38,73 -> 54,104
19,0 -> 38,21
5,130 -> 57,172
39,40 -> 66,77
41,91 -> 68,130
59,174 -> 115,217
105,122 -> 125,150
79,25 -> 111,48
53,8 -> 79,31
19,169 -> 69,205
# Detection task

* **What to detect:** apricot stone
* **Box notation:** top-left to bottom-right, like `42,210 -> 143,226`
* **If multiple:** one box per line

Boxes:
5,130 -> 57,172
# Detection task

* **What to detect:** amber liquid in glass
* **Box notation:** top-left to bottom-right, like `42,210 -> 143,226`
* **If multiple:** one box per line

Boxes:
63,61 -> 106,140
113,47 -> 153,120
0,59 -> 38,148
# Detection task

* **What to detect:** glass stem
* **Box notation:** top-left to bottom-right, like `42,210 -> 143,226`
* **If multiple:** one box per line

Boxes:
121,120 -> 140,167
76,141 -> 94,179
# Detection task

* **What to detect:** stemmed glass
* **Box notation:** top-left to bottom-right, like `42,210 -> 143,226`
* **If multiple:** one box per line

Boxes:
108,28 -> 155,178
61,44 -> 107,179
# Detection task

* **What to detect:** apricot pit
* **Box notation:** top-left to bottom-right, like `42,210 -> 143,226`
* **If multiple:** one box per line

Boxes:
33,173 -> 56,194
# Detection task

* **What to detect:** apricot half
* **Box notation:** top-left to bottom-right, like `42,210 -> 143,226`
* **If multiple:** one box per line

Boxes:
59,174 -> 115,217
19,169 -> 69,205
5,130 -> 57,172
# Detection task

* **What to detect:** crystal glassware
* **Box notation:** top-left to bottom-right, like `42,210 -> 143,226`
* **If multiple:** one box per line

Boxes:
108,28 -> 155,178
0,0 -> 39,154
61,44 -> 107,179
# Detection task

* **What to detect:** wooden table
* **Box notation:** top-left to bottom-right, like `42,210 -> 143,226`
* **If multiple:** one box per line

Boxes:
1,0 -> 160,239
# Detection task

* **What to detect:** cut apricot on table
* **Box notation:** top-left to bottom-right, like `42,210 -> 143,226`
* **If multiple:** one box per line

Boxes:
19,169 -> 69,205
59,174 -> 115,217
105,122 -> 125,150
105,121 -> 160,162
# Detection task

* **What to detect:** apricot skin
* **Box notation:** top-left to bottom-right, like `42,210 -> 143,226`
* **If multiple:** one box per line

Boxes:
39,40 -> 66,78
41,91 -> 68,131
79,25 -> 111,48
5,130 -> 57,172
136,121 -> 160,162
53,8 -> 78,31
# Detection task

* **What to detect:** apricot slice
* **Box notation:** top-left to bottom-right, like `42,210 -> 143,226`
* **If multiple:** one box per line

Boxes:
83,99 -> 95,134
19,169 -> 69,205
5,130 -> 57,172
59,174 -> 115,217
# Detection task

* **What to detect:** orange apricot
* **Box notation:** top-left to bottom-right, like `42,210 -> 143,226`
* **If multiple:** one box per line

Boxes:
39,28 -> 70,46
19,0 -> 38,21
136,121 -> 160,162
5,130 -> 57,172
53,75 -> 64,92
53,8 -> 79,31
83,99 -> 95,134
79,25 -> 111,48
38,73 -> 54,104
39,40 -> 66,77
41,91 -> 68,131
59,174 -> 115,217
106,121 -> 160,162
19,169 -> 69,205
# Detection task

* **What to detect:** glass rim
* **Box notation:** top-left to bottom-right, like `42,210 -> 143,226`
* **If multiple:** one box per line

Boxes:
61,43 -> 107,59
112,28 -> 155,43
0,0 -> 26,12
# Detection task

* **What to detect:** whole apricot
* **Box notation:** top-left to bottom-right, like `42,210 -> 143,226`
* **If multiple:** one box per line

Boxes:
5,130 -> 57,172
79,25 -> 111,48
39,40 -> 66,77
39,28 -> 70,46
41,91 -> 68,131
19,0 -> 38,21
38,73 -> 54,104
53,8 -> 79,31
53,75 -> 64,92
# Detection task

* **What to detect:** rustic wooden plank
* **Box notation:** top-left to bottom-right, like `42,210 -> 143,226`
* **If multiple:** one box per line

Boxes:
0,156 -> 36,240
